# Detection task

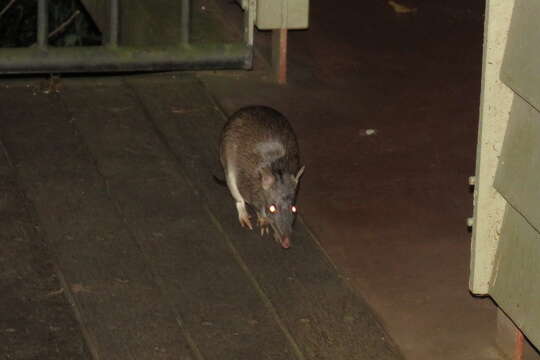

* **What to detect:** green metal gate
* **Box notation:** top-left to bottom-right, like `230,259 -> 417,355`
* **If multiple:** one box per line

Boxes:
0,0 -> 254,73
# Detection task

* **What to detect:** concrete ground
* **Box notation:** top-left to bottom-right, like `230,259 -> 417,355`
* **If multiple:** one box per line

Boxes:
200,0 -> 505,359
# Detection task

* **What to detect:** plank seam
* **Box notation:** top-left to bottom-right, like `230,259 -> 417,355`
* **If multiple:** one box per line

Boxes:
58,94 -> 141,359
123,76 -> 306,360
0,132 -> 100,360
198,78 -> 406,359
205,206 -> 307,360
58,91 -> 207,360
53,262 -> 102,360
298,216 -> 405,358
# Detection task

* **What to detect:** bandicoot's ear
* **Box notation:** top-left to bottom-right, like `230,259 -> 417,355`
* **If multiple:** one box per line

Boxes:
260,168 -> 275,190
294,165 -> 305,184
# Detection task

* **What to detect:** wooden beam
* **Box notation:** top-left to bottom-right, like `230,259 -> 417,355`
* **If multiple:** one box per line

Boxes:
272,28 -> 287,84
513,329 -> 525,360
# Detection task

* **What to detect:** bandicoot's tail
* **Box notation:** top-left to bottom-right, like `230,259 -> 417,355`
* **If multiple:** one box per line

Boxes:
212,174 -> 227,186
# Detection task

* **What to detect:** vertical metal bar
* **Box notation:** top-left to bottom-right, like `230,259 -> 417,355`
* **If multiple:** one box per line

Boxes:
181,0 -> 190,44
37,0 -> 48,49
109,0 -> 119,46
243,0 -> 255,46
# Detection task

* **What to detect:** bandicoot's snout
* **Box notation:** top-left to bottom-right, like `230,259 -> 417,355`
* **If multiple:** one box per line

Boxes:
280,237 -> 291,249
270,219 -> 293,249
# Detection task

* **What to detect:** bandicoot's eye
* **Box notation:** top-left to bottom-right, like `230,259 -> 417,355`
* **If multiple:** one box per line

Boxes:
291,205 -> 297,213
269,205 -> 277,213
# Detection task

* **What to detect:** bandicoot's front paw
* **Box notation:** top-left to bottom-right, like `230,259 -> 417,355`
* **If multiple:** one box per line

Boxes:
260,225 -> 270,236
239,214 -> 253,230
258,216 -> 270,236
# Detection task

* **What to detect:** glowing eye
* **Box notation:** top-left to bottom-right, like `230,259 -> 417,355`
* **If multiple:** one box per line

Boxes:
269,205 -> 277,213
291,205 -> 297,213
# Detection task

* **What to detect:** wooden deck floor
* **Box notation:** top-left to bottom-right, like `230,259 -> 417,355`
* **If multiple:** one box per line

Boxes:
0,75 -> 402,360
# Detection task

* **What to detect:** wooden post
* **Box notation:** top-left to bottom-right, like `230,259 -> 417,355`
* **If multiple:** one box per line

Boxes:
513,328 -> 524,360
272,28 -> 287,84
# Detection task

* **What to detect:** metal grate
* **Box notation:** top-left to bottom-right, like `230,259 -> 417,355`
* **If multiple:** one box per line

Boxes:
0,0 -> 253,74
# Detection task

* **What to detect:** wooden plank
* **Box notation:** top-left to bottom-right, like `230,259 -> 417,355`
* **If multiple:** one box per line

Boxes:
490,205 -> 540,348
495,95 -> 540,232
0,84 -> 195,360
60,76 -> 298,360
469,0 -> 515,295
129,75 -> 403,360
272,29 -> 288,84
0,131 -> 91,359
501,0 -> 540,112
